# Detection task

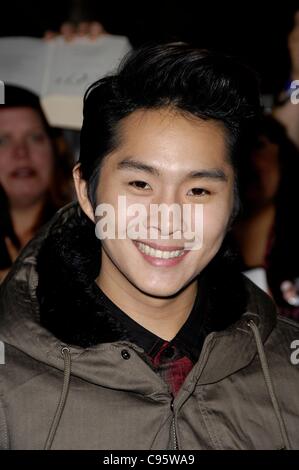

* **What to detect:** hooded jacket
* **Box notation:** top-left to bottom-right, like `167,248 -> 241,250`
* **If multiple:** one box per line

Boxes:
0,203 -> 298,450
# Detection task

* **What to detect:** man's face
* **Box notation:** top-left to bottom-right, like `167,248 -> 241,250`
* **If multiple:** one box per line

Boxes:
84,108 -> 234,297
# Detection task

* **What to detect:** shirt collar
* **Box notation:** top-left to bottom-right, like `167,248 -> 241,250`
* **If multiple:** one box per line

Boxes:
96,279 -> 206,363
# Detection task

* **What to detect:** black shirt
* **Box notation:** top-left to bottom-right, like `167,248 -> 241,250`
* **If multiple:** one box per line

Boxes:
96,280 -> 207,364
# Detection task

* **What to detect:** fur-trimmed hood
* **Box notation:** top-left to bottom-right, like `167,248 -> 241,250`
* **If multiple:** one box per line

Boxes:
0,203 -> 277,374
35,203 -> 253,348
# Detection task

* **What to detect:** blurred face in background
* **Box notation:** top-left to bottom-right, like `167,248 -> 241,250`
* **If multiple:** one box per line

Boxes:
0,107 -> 54,208
247,135 -> 281,207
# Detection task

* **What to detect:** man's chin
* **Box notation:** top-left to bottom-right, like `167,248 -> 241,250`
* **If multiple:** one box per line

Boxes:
131,280 -> 186,299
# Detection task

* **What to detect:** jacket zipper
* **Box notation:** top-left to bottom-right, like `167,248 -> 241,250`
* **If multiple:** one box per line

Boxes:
168,333 -> 217,451
170,396 -> 178,450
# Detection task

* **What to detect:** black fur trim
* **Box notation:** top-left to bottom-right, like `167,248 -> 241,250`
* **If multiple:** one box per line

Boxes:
36,204 -> 248,348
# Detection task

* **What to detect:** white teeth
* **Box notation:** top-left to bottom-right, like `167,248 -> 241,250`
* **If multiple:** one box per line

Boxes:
149,247 -> 156,257
136,242 -> 184,259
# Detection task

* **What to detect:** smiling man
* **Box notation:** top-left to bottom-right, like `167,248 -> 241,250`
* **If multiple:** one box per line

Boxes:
0,43 -> 299,450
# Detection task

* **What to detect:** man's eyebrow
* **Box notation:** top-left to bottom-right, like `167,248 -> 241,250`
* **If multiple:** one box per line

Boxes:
186,169 -> 228,182
117,159 -> 160,176
117,158 -> 228,181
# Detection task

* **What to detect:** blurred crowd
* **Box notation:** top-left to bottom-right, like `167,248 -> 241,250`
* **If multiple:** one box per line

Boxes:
1,16 -> 299,321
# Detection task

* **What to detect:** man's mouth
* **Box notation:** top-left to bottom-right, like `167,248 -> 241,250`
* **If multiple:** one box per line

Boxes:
132,240 -> 188,266
136,241 -> 185,259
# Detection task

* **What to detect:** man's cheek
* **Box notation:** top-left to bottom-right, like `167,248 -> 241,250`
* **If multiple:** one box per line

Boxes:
202,207 -> 229,241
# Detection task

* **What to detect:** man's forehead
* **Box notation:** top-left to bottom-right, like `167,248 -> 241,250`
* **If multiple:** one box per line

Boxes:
118,107 -> 225,133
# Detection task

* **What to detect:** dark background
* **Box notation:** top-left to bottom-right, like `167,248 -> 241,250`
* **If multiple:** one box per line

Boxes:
1,1 -> 299,94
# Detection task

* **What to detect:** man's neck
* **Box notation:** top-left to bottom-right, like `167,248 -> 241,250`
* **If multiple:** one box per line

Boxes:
96,252 -> 198,342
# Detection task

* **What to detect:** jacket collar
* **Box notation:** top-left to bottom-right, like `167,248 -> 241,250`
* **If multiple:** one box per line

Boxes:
0,203 -> 277,390
34,203 -> 255,349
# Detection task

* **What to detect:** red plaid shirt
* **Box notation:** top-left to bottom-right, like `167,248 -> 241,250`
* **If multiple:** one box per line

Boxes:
148,340 -> 195,396
98,282 -> 206,397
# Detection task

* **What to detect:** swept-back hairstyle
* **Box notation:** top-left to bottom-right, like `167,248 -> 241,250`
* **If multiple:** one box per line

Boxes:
79,42 -> 261,213
36,44 -> 260,322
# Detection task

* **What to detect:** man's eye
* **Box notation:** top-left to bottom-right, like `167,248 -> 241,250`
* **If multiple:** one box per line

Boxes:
129,181 -> 151,190
187,188 -> 210,197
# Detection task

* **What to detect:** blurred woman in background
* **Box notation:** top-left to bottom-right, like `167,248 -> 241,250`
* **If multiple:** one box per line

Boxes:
233,115 -> 299,320
0,85 -> 74,282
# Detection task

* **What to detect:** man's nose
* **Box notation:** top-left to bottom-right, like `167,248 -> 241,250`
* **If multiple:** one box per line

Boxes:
149,190 -> 183,237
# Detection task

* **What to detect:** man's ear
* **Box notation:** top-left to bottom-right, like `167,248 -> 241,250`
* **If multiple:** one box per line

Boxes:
73,163 -> 95,222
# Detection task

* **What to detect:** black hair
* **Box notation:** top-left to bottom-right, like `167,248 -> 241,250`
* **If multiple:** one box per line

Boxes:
79,42 -> 261,215
2,84 -> 53,136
